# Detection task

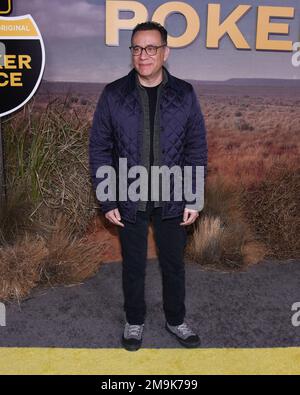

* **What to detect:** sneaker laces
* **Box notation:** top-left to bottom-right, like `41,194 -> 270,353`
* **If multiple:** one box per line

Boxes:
177,322 -> 195,337
128,324 -> 144,337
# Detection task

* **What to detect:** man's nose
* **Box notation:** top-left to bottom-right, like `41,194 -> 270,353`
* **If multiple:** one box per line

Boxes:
139,48 -> 149,59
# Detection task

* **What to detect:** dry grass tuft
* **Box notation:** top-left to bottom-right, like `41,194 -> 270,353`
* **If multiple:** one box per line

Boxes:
0,183 -> 34,246
185,177 -> 268,270
40,213 -> 109,286
0,213 -> 108,302
240,162 -> 300,259
0,234 -> 48,302
3,100 -> 98,239
0,100 -> 108,302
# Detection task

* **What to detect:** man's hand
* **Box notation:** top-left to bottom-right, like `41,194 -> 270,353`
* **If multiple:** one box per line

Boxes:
180,208 -> 199,226
105,208 -> 124,227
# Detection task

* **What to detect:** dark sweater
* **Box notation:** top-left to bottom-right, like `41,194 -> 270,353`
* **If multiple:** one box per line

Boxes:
136,69 -> 168,211
141,82 -> 162,200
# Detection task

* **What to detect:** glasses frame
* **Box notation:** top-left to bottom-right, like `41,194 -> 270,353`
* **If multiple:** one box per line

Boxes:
129,44 -> 167,56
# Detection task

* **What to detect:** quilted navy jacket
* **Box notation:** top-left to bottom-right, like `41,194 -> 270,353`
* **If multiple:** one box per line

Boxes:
89,65 -> 208,223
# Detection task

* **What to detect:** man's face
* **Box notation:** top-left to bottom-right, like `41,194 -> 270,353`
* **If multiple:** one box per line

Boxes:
131,29 -> 169,78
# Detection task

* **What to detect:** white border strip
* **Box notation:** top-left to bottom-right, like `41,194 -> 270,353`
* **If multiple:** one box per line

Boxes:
0,36 -> 40,40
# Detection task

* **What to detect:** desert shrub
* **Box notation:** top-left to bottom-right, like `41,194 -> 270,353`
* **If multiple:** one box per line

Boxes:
0,213 -> 108,302
39,213 -> 108,286
0,98 -> 108,302
185,176 -> 267,270
0,234 -> 48,302
239,161 -> 300,259
3,99 -> 98,241
0,182 -> 34,245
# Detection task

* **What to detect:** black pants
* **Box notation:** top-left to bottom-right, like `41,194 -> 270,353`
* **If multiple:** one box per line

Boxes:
117,201 -> 188,326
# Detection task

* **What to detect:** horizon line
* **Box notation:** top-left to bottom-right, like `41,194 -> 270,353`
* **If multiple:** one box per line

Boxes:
41,76 -> 300,84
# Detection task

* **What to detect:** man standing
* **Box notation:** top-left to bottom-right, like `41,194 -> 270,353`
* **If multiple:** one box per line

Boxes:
89,21 -> 207,351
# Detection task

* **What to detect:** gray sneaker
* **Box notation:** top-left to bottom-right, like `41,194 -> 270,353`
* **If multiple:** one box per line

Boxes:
165,321 -> 201,348
121,322 -> 144,351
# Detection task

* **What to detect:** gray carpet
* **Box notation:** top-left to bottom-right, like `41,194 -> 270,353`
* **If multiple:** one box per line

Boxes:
0,259 -> 300,348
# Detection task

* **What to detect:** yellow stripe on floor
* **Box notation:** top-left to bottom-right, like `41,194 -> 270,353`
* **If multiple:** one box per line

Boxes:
0,348 -> 299,375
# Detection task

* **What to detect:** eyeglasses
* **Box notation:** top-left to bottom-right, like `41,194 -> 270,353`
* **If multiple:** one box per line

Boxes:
129,44 -> 166,56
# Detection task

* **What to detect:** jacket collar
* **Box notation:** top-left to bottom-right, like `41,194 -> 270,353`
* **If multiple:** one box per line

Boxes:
125,65 -> 176,94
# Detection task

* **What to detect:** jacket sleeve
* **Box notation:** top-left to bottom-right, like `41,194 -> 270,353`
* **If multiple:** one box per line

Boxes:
183,85 -> 208,211
89,86 -> 118,215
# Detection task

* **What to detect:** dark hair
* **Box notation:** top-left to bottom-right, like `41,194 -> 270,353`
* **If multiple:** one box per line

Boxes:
131,21 -> 168,45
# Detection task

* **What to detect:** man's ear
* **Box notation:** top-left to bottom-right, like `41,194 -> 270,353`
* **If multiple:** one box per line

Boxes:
164,46 -> 170,62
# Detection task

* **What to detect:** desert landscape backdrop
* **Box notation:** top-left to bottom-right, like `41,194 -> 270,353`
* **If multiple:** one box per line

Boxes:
0,77 -> 299,301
